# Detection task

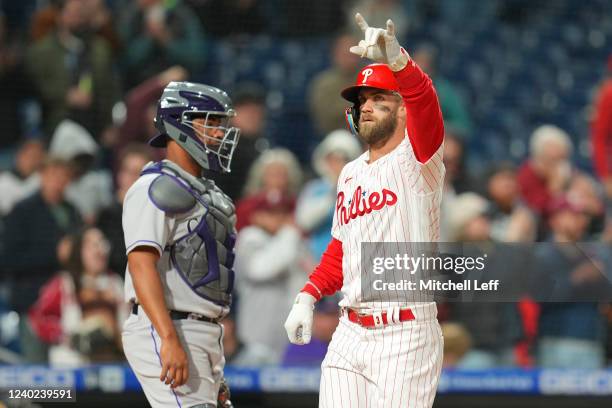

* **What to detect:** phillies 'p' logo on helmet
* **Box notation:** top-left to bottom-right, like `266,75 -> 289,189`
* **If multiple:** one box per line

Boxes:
341,64 -> 401,136
361,68 -> 374,84
342,64 -> 400,104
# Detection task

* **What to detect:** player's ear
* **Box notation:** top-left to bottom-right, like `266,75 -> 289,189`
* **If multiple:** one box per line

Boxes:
397,102 -> 407,121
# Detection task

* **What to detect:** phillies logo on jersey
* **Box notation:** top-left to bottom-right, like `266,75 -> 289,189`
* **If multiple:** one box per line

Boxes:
336,186 -> 398,226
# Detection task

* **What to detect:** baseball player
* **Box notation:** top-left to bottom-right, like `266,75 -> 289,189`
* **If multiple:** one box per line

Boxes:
284,14 -> 445,408
122,81 -> 238,408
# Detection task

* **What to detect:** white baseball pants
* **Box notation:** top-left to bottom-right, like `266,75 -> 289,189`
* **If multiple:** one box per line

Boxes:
122,309 -> 224,408
319,303 -> 443,408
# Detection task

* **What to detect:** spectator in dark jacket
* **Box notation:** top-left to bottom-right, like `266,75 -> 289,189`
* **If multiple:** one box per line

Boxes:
4,156 -> 81,312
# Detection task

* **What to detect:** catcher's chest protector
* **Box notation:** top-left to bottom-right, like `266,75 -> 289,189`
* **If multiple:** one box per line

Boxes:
142,161 -> 236,306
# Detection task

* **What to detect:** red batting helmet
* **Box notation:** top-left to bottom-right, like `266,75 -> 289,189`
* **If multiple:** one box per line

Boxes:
341,63 -> 400,104
342,64 -> 401,136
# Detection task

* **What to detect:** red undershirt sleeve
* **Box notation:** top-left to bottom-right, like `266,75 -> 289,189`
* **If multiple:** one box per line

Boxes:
394,51 -> 445,163
301,238 -> 343,301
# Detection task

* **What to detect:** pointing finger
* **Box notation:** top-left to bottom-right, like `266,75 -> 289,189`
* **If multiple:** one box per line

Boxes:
355,13 -> 369,32
386,19 -> 395,37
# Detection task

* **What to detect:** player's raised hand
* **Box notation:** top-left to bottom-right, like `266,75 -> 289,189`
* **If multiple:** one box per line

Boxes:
349,13 -> 408,72
284,292 -> 316,345
159,336 -> 189,389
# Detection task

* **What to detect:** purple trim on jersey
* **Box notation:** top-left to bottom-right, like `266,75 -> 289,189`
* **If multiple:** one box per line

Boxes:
126,240 -> 163,255
141,162 -> 163,173
150,325 -> 182,408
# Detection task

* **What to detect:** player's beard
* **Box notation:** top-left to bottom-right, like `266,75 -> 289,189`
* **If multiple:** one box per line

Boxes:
358,108 -> 398,148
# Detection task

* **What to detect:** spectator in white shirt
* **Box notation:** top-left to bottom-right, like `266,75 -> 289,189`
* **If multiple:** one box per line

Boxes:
234,191 -> 313,363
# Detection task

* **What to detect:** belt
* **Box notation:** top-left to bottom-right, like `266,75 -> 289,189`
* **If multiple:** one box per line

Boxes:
131,303 -> 220,324
344,307 -> 415,328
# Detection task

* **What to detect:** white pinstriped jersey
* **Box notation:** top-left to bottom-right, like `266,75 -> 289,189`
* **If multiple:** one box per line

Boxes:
332,134 -> 444,310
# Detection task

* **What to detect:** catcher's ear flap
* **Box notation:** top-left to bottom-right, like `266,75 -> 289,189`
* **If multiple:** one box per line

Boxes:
345,106 -> 360,137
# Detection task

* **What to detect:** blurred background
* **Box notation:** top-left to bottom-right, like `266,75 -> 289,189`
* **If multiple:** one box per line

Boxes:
0,0 -> 612,406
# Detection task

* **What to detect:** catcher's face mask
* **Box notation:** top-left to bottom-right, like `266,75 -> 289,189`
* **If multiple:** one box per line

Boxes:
150,81 -> 241,173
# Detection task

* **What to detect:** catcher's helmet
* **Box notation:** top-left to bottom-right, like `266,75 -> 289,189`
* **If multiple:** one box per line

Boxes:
341,64 -> 400,136
149,81 -> 240,173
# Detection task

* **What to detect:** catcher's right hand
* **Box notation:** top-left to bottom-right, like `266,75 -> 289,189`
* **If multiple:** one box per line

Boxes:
349,12 -> 408,72
284,293 -> 316,345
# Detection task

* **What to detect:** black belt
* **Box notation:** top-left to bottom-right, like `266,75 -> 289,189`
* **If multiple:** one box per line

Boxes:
131,303 -> 220,324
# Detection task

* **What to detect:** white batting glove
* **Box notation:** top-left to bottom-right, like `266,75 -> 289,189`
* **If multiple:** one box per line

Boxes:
349,12 -> 409,72
284,292 -> 316,345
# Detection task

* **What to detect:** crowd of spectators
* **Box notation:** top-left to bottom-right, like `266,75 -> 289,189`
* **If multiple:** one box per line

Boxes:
0,0 -> 611,371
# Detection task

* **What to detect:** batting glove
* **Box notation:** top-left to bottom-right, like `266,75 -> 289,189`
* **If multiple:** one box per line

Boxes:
284,292 -> 316,345
349,12 -> 409,72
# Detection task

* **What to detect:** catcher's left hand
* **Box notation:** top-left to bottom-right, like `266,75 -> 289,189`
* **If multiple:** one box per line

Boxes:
349,12 -> 408,72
